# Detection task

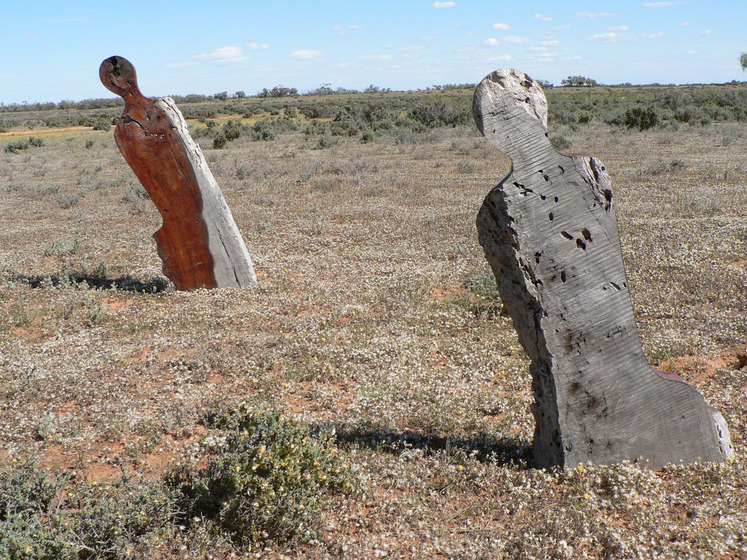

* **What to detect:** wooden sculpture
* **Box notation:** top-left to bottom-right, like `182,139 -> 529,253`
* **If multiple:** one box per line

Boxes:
473,68 -> 734,468
99,56 -> 257,290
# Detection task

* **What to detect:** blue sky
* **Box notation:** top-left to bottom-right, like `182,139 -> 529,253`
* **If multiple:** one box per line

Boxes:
1,0 -> 744,104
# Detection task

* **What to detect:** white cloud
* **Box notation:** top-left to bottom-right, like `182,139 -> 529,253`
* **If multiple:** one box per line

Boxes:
431,1 -> 455,7
609,25 -> 630,32
589,32 -> 620,42
681,21 -> 690,26
701,29 -> 712,36
246,42 -> 269,50
535,13 -> 552,21
643,1 -> 689,6
194,46 -> 248,64
360,54 -> 393,61
542,40 -> 561,46
686,49 -> 697,54
492,23 -> 510,30
396,45 -> 425,51
589,30 -> 665,42
554,24 -> 572,31
484,38 -> 500,46
0,73 -> 14,79
503,35 -> 529,44
289,49 -> 324,60
336,23 -> 364,35
575,11 -> 618,19
421,35 -> 440,41
488,54 -> 513,62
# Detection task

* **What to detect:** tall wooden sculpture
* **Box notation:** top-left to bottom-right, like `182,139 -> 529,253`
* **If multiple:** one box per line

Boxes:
99,56 -> 257,290
474,69 -> 734,468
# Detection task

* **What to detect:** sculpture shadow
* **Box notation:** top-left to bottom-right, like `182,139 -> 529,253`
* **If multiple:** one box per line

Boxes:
10,272 -> 171,293
326,424 -> 533,469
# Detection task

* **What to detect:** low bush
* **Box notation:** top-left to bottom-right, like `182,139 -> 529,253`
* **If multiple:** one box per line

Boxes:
4,140 -> 29,153
0,459 -> 178,559
4,136 -> 43,153
171,404 -> 351,548
92,119 -> 111,131
625,106 -> 659,131
0,407 -> 351,556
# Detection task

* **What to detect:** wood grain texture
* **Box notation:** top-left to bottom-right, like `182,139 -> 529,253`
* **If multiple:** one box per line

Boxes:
99,56 -> 256,290
473,68 -> 734,468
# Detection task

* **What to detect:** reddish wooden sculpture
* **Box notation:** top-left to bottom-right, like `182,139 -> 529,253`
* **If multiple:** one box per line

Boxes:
99,56 -> 256,290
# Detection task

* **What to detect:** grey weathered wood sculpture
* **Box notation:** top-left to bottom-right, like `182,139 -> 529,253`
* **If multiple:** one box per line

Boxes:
474,68 -> 734,469
99,56 -> 257,290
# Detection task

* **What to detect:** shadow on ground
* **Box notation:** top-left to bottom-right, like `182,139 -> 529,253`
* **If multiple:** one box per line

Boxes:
328,424 -> 534,469
8,272 -> 171,293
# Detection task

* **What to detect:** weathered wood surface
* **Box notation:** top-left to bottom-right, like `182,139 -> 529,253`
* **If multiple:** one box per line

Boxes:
474,68 -> 734,469
99,56 -> 257,290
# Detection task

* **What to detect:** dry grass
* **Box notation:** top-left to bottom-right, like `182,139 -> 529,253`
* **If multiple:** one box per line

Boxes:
1,116 -> 746,558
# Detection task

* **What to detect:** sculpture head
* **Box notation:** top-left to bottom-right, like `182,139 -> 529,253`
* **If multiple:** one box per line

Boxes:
99,56 -> 140,98
473,68 -> 551,165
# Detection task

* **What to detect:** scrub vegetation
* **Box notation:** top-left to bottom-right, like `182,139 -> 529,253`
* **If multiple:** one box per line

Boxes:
1,81 -> 746,558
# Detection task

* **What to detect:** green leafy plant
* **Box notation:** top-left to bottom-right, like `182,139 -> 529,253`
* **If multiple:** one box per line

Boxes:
172,404 -> 351,549
92,120 -> 111,131
4,140 -> 30,153
624,106 -> 659,131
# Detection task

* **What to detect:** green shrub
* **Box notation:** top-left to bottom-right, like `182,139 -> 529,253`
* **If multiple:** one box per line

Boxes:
315,134 -> 338,149
409,99 -> 470,128
213,133 -> 227,149
222,119 -> 243,141
4,136 -> 44,153
172,404 -> 351,548
4,139 -> 29,153
0,460 -> 180,559
625,106 -> 658,130
0,459 -> 69,559
92,120 -> 111,131
550,135 -> 572,151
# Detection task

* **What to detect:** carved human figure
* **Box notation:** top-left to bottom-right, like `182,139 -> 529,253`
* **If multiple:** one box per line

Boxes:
474,68 -> 733,468
99,56 -> 256,290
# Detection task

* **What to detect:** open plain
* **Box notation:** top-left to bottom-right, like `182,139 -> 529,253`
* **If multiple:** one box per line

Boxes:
1,87 -> 746,558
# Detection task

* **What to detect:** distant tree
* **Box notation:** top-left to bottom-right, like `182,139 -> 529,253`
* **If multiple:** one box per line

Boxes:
235,91 -> 246,99
740,52 -> 747,72
214,91 -> 229,101
257,85 -> 298,98
308,83 -> 335,96
561,75 -> 597,87
537,79 -> 553,89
